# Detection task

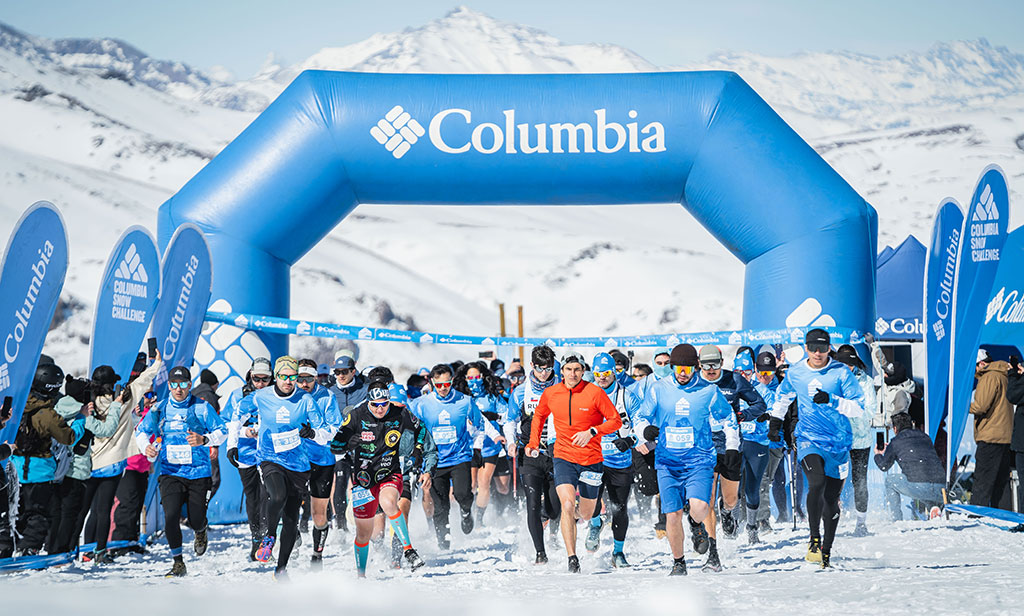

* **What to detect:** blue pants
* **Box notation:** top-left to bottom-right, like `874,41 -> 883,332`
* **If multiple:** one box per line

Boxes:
884,474 -> 944,521
741,442 -> 770,509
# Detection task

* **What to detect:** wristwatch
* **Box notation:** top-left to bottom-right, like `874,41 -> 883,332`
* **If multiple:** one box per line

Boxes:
589,427 -> 598,437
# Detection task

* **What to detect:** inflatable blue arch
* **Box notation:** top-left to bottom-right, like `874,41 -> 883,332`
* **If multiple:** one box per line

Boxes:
158,71 -> 877,359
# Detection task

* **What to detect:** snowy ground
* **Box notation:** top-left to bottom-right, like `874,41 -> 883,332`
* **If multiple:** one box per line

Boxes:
2,506 -> 1022,615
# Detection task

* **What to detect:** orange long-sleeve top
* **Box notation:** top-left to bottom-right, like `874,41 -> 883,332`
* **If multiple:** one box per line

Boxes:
527,379 -> 622,465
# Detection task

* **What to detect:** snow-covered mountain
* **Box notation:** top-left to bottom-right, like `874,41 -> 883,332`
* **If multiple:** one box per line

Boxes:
0,7 -> 1022,379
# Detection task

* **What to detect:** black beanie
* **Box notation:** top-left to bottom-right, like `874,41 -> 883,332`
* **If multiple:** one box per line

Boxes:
670,344 -> 699,367
200,369 -> 219,387
885,361 -> 908,386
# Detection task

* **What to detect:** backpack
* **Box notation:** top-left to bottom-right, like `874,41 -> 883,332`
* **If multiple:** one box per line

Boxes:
51,440 -> 71,483
14,406 -> 51,459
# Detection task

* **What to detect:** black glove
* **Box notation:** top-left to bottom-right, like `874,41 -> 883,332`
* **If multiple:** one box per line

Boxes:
612,436 -> 636,452
73,429 -> 94,455
756,412 -> 771,423
299,422 -> 315,439
227,447 -> 239,468
643,425 -> 660,442
481,410 -> 499,421
411,447 -> 424,472
768,417 -> 783,443
724,449 -> 741,471
813,389 -> 830,404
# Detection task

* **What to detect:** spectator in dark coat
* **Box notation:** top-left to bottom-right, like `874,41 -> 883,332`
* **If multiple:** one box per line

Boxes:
875,413 -> 946,520
1006,359 -> 1024,526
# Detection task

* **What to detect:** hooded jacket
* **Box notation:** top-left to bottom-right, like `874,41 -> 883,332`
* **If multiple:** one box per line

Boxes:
53,395 -> 123,480
11,395 -> 85,483
970,360 -> 1013,444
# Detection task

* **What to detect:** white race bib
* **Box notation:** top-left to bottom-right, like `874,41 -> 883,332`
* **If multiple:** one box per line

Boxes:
166,444 -> 193,465
432,425 -> 457,445
838,461 -> 850,480
664,426 -> 695,450
602,438 -> 618,452
740,421 -> 757,435
351,486 -> 374,508
579,470 -> 603,487
271,428 -> 301,453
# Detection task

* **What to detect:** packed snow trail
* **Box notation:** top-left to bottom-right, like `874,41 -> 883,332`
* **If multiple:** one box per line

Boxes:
2,512 -> 1022,615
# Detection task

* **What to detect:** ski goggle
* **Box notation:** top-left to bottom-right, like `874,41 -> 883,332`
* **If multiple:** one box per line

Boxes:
296,376 -> 316,385
700,361 -> 723,371
673,365 -> 696,376
276,373 -> 299,381
592,370 -> 615,379
806,343 -> 830,353
168,381 -> 191,390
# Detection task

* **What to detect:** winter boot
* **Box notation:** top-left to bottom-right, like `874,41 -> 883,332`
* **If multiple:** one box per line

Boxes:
702,538 -> 722,572
670,557 -> 687,576
165,556 -> 187,577
689,516 -> 709,554
567,555 -> 580,573
194,527 -> 208,556
805,537 -> 822,563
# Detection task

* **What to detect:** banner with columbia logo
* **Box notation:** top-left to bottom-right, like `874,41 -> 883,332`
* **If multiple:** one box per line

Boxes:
150,224 -> 211,397
208,311 -> 862,349
980,226 -> 1024,346
923,199 -> 964,440
0,202 -> 69,443
89,226 -> 161,378
947,165 -> 1009,476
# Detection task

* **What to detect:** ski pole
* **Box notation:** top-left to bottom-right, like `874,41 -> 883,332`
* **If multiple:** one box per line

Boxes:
791,448 -> 798,532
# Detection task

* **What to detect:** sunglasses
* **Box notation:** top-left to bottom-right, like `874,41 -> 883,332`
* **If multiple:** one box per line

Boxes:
806,343 -> 830,354
701,361 -> 723,370
369,400 -> 390,409
466,375 -> 483,382
758,370 -> 775,378
277,373 -> 298,381
533,365 -> 553,373
592,370 -> 615,379
252,375 -> 271,383
168,381 -> 191,390
334,368 -> 355,376
296,376 -> 316,384
433,381 -> 453,389
673,365 -> 696,376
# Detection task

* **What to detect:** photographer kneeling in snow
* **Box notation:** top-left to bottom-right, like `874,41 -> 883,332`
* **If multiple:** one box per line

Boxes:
874,413 -> 945,520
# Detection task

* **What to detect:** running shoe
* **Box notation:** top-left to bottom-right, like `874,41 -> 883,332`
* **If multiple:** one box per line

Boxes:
805,537 -> 822,563
670,558 -> 687,576
585,519 -> 602,552
612,552 -> 630,568
194,527 -> 208,556
689,518 -> 709,554
165,558 -> 187,577
568,555 -> 580,573
404,548 -> 425,571
255,536 -> 276,563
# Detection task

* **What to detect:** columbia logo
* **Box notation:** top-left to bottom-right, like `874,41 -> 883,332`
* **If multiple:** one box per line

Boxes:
932,320 -> 946,341
972,184 -> 999,222
874,317 -> 890,335
115,243 -> 148,283
986,287 -> 1004,325
370,105 -> 425,159
728,332 -> 743,345
0,363 -> 9,391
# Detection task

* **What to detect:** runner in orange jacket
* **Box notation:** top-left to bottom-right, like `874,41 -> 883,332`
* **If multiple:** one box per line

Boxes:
525,352 -> 621,572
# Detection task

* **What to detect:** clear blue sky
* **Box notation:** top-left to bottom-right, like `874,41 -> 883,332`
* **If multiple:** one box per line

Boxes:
2,1 -> 1022,78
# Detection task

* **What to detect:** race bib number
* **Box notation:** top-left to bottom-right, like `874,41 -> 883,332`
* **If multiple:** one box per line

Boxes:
740,421 -> 757,435
271,428 -> 301,453
664,426 -> 695,450
579,470 -> 603,487
838,461 -> 850,480
432,425 -> 457,445
602,438 -> 618,453
166,444 -> 192,465
351,486 -> 374,508
708,415 -> 725,431
276,407 -> 291,424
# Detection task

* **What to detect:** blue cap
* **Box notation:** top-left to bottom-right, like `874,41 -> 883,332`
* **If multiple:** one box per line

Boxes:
592,352 -> 616,373
653,347 -> 671,359
333,356 -> 355,370
317,363 -> 330,376
388,382 -> 408,406
733,353 -> 754,371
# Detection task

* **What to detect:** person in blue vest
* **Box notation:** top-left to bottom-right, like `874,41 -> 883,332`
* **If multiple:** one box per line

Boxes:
135,365 -> 227,577
753,351 -> 784,534
767,329 -> 865,569
732,351 -> 773,544
584,352 -> 643,568
633,344 -> 738,576
224,357 -> 273,560
409,363 -> 503,549
295,358 -> 342,568
250,356 -> 329,578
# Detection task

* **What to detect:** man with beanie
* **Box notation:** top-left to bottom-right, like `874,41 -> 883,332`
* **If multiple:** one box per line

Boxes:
969,348 -> 1014,509
634,344 -> 738,576
768,329 -> 864,569
525,351 -> 622,573
698,345 -> 766,553
135,366 -> 227,577
250,356 -> 330,579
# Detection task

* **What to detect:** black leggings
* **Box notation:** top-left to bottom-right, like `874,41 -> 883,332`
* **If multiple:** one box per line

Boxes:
158,475 -> 211,555
238,466 -> 266,540
83,474 -> 122,552
332,457 -> 350,519
850,448 -> 870,514
521,456 -> 560,553
595,467 -> 632,542
261,463 -> 306,570
801,454 -> 844,552
111,469 -> 149,542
